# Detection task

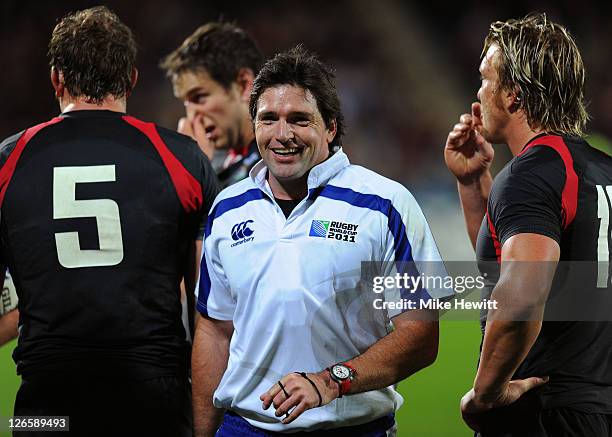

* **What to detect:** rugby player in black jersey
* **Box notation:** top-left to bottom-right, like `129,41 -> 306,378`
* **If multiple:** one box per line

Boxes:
445,13 -> 612,437
0,7 -> 219,436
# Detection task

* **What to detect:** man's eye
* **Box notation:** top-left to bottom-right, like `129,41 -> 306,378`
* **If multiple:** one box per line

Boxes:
189,94 -> 208,104
258,116 -> 276,124
294,119 -> 310,126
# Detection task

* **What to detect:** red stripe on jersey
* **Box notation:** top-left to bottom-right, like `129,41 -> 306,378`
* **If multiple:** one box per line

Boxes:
519,135 -> 578,229
486,210 -> 502,263
0,117 -> 64,208
122,116 -> 203,213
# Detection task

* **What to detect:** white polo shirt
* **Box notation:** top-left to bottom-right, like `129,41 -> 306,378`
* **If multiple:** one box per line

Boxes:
197,149 -> 451,432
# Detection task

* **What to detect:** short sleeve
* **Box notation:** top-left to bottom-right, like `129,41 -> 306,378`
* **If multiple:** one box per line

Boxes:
196,221 -> 235,320
380,188 -> 453,317
489,146 -> 566,245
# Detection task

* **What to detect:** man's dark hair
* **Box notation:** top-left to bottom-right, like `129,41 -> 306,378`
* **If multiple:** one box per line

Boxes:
249,46 -> 345,150
160,22 -> 263,89
48,6 -> 137,104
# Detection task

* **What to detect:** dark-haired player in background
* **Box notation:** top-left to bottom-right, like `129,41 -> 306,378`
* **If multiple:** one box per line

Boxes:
161,22 -> 263,188
0,7 -> 219,436
445,13 -> 612,436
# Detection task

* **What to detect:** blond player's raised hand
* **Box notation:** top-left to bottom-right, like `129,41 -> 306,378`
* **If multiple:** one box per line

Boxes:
444,102 -> 494,183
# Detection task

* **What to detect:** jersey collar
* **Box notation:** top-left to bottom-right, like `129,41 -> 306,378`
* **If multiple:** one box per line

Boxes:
249,148 -> 350,197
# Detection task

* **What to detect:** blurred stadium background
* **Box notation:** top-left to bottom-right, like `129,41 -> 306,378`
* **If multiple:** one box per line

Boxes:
0,1 -> 610,435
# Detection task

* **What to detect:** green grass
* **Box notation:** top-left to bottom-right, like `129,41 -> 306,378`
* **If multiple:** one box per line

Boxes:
0,321 -> 480,436
0,339 -> 19,437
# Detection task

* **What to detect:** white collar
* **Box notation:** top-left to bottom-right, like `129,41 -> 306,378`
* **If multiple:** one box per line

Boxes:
248,148 -> 350,197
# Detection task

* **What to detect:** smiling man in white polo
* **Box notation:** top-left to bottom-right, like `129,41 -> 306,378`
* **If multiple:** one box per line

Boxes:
192,46 -> 452,437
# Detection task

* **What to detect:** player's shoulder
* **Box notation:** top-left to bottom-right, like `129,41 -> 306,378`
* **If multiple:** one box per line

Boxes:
0,130 -> 24,152
156,124 -> 198,147
0,130 -> 25,168
154,124 -> 206,161
333,164 -> 419,205
122,114 -> 202,154
512,140 -> 566,174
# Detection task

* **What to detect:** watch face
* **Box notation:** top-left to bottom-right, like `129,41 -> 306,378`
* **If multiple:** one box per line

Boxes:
332,365 -> 350,380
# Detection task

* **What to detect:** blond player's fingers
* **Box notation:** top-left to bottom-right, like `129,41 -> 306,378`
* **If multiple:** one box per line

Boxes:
471,102 -> 483,129
454,123 -> 470,132
460,113 -> 472,124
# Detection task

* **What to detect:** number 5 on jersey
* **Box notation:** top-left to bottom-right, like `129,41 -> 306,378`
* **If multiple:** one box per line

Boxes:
597,185 -> 612,288
53,165 -> 124,268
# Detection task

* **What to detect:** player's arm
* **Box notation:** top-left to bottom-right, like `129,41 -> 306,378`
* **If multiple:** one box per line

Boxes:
185,153 -> 221,333
460,146 -> 566,430
331,309 -> 438,392
0,268 -> 18,346
460,233 -> 559,430
182,240 -> 202,335
0,309 -> 18,346
445,103 -> 494,249
192,313 -> 233,437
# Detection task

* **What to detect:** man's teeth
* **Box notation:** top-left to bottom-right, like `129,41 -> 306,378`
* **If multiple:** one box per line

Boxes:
273,148 -> 300,155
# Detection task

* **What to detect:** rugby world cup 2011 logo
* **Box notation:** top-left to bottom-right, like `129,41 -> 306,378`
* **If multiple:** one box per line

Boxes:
309,219 -> 358,243
231,220 -> 255,247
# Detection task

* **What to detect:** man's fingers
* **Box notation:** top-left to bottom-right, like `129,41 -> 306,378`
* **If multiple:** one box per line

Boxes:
282,401 -> 308,425
471,102 -> 483,128
192,114 -> 206,138
459,113 -> 472,124
275,393 -> 301,417
260,382 -> 283,409
514,376 -> 549,394
177,117 -> 194,138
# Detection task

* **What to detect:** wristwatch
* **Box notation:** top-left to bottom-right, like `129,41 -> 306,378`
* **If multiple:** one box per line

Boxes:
328,362 -> 357,397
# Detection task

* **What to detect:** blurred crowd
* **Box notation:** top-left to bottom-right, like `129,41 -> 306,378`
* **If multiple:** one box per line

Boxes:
1,0 -> 610,259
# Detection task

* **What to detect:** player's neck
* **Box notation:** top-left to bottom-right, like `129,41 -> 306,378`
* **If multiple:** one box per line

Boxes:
233,119 -> 255,154
505,119 -> 544,156
267,172 -> 308,201
60,95 -> 127,114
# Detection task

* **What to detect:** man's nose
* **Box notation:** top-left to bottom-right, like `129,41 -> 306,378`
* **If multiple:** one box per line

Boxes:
274,119 -> 294,144
184,101 -> 208,119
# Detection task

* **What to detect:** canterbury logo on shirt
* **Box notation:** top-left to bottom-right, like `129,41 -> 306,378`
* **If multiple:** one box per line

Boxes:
230,220 -> 255,247
309,219 -> 358,243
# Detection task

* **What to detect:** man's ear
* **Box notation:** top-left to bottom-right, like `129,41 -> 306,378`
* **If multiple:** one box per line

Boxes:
507,87 -> 522,114
50,67 -> 64,98
127,68 -> 138,97
235,68 -> 255,102
326,119 -> 337,144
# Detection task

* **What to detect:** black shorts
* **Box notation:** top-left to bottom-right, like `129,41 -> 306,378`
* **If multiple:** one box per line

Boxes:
477,407 -> 612,437
14,373 -> 192,437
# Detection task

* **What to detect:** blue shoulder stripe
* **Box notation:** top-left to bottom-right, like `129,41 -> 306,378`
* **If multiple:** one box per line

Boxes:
205,188 -> 267,238
197,251 -> 212,316
318,185 -> 413,262
318,185 -> 430,301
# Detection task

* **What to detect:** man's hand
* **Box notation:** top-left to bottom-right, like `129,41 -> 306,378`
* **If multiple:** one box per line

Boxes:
178,113 -> 215,160
260,370 -> 339,424
445,102 -> 494,184
460,376 -> 548,431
